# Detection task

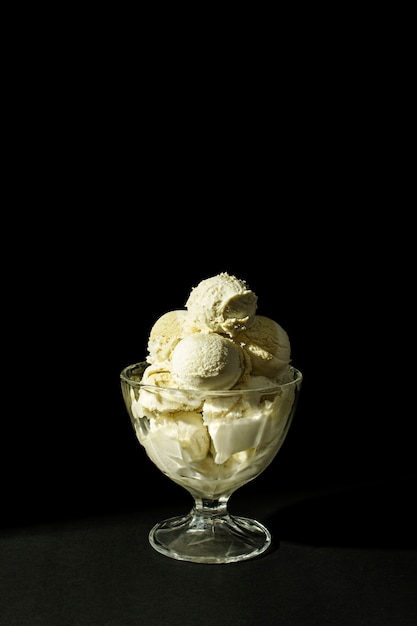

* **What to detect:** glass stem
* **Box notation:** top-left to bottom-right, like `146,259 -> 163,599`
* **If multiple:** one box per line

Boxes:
192,495 -> 230,519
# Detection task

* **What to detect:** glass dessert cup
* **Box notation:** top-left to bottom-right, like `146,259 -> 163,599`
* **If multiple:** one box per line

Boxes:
120,362 -> 302,564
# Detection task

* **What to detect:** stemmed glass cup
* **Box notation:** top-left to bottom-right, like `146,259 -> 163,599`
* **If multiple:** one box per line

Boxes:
120,361 -> 302,564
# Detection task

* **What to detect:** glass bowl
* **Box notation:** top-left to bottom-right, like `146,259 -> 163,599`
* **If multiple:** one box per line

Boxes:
120,361 -> 302,564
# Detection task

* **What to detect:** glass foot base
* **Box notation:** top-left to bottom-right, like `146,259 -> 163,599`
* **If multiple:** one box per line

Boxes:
148,511 -> 272,564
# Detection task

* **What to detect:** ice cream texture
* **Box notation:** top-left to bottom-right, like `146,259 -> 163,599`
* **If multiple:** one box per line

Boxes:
126,272 -> 300,496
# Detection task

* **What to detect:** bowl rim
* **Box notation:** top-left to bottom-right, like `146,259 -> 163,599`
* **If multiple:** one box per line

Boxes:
120,361 -> 303,396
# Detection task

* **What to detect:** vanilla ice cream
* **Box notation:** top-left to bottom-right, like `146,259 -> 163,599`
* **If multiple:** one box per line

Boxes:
147,310 -> 189,366
171,333 -> 246,390
235,315 -> 291,379
123,272 -> 302,497
185,272 -> 258,337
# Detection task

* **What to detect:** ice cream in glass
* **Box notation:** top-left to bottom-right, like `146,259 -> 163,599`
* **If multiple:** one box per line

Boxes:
120,273 -> 302,563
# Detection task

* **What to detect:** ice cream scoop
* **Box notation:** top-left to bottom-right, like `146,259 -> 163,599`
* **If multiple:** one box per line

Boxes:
146,310 -> 189,365
185,272 -> 258,337
236,315 -> 291,379
171,333 -> 247,390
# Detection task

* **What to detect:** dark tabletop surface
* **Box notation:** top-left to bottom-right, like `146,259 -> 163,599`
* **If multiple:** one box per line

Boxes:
2,477 -> 416,626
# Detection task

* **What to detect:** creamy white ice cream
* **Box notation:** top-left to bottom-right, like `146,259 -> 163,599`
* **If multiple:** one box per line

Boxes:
171,333 -> 246,390
127,272 -> 299,496
185,272 -> 258,337
146,310 -> 189,366
236,315 -> 291,379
